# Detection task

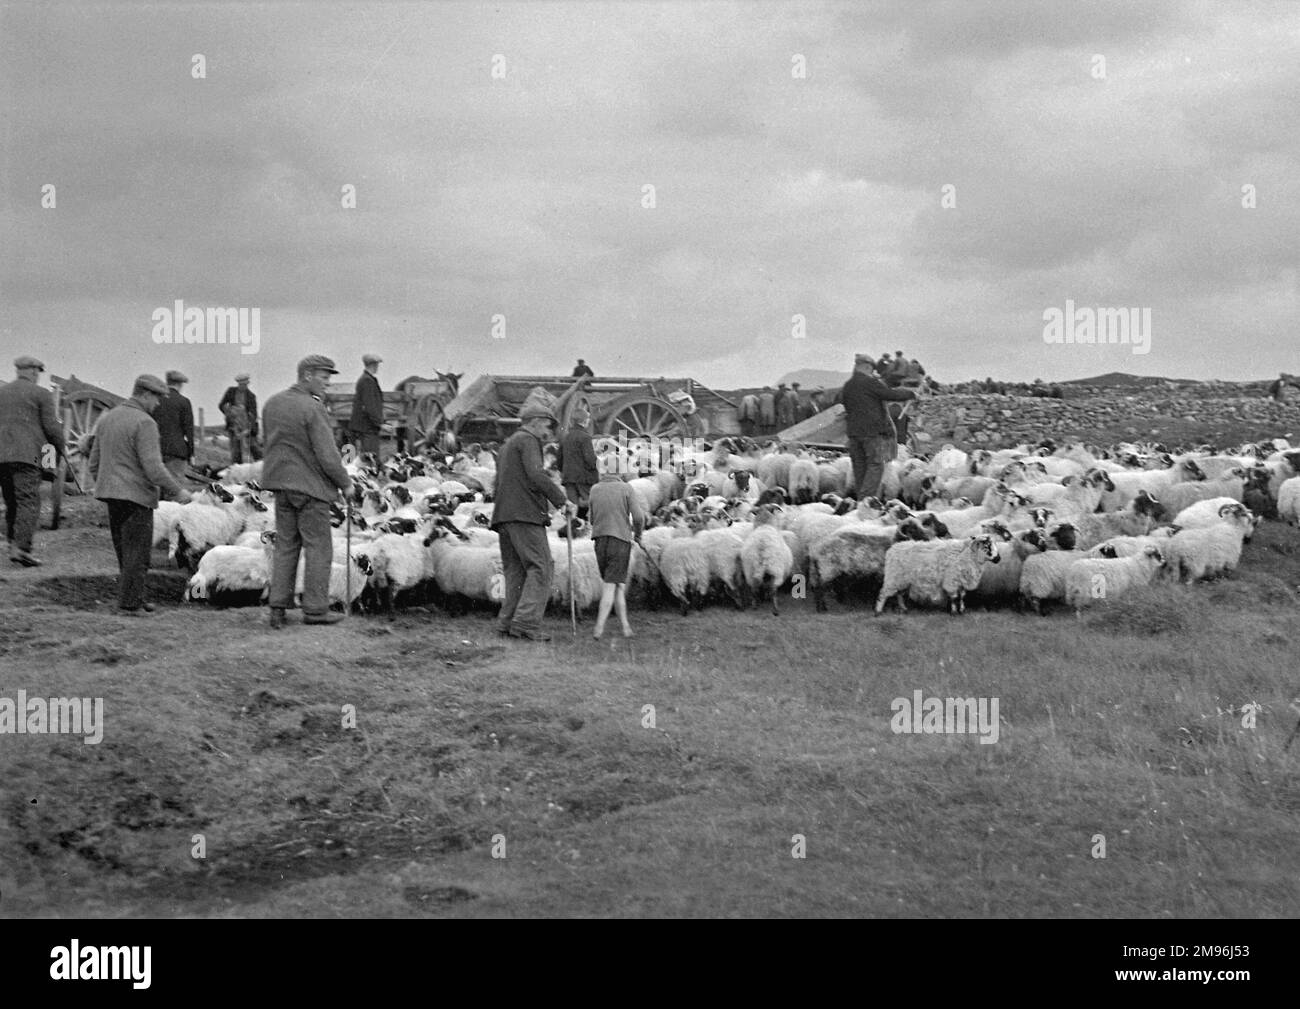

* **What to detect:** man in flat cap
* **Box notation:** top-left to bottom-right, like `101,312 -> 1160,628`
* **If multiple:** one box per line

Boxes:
571,358 -> 595,378
218,373 -> 259,464
0,355 -> 65,566
262,355 -> 353,628
154,370 -> 195,483
347,353 -> 385,460
491,394 -> 575,641
90,375 -> 193,614
841,353 -> 917,500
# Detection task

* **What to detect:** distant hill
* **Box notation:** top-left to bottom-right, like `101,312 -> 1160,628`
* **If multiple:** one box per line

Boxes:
776,368 -> 850,390
1060,372 -> 1178,387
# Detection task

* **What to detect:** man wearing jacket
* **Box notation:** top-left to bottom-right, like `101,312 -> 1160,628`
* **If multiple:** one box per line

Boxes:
219,373 -> 259,463
556,404 -> 598,519
154,370 -> 195,483
347,353 -> 385,458
262,355 -> 353,628
841,353 -> 916,499
89,374 -> 193,614
0,355 -> 66,567
491,399 -> 575,641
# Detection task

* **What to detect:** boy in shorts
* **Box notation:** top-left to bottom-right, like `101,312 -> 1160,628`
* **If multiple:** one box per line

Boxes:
587,451 -> 646,639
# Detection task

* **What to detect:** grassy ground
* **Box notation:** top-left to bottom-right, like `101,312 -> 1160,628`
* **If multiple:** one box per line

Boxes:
2,492 -> 1299,918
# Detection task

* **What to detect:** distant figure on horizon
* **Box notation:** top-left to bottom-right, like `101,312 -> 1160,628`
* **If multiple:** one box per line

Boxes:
572,359 -> 595,378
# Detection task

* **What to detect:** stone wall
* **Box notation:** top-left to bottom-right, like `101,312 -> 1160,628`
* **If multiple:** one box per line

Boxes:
909,389 -> 1300,449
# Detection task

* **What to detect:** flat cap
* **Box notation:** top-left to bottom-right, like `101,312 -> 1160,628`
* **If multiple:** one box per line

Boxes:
135,373 -> 169,396
14,355 -> 44,370
362,353 -> 382,365
519,401 -> 557,422
854,352 -> 875,366
297,354 -> 338,375
234,372 -> 251,382
165,370 -> 189,384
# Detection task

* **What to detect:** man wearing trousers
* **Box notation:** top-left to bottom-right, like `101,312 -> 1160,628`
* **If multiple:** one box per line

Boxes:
262,355 -> 353,628
556,404 -> 598,519
0,355 -> 65,567
154,370 -> 195,483
840,353 -> 917,500
347,353 -> 385,458
491,400 -> 575,641
89,374 -> 193,614
219,373 -> 259,463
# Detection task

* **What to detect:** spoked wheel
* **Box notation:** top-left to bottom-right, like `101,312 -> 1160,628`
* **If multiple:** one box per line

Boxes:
411,393 -> 457,451
600,395 -> 686,442
62,389 -> 116,496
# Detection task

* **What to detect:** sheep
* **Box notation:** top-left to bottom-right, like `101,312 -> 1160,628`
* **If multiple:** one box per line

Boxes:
547,536 -> 603,614
173,491 -> 263,572
1019,550 -> 1085,615
354,527 -> 437,617
971,529 -> 1048,602
787,458 -> 821,505
1022,469 -> 1113,517
740,504 -> 795,615
1064,546 -> 1166,612
1154,474 -> 1246,520
810,519 -> 926,612
756,451 -> 797,493
722,469 -> 766,503
1162,511 -> 1253,582
1085,529 -> 1177,558
936,483 -> 1025,538
1067,491 -> 1162,550
1279,476 -> 1300,526
185,533 -> 274,605
658,528 -> 713,615
875,534 -> 1001,615
1100,456 -> 1206,511
696,527 -> 747,608
431,540 -> 504,611
301,552 -> 373,611
220,461 -> 264,484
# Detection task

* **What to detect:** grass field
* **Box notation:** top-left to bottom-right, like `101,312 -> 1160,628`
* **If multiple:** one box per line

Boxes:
2,493 -> 1299,918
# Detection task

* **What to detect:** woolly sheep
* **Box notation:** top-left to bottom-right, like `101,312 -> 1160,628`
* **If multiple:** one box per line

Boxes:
740,505 -> 795,615
1018,550 -> 1085,615
1162,512 -> 1253,582
1279,476 -> 1300,526
810,520 -> 923,612
658,532 -> 713,615
971,529 -> 1048,601
1064,546 -> 1166,612
1154,475 -> 1246,520
787,459 -> 821,505
875,534 -> 1001,615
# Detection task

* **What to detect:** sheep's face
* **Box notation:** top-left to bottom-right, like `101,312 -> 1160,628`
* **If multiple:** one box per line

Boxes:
1021,529 -> 1048,553
260,531 -> 277,545
1181,459 -> 1207,481
731,470 -> 752,491
353,554 -> 374,577
1029,507 -> 1054,528
895,519 -> 927,541
687,481 -> 710,498
983,520 -> 1013,542
1049,523 -> 1077,550
1133,490 -> 1160,516
208,482 -> 235,503
921,514 -> 951,539
1142,546 -> 1166,567
1098,544 -> 1118,559
971,535 -> 1000,563
389,484 -> 412,506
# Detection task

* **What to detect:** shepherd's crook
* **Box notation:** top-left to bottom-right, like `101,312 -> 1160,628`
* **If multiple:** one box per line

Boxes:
343,493 -> 352,620
566,510 -> 576,637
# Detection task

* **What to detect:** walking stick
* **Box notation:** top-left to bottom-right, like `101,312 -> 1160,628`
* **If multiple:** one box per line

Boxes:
566,510 -> 576,637
343,492 -> 352,620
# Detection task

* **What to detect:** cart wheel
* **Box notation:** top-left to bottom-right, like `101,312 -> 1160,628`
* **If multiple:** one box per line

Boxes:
600,394 -> 687,442
62,389 -> 116,494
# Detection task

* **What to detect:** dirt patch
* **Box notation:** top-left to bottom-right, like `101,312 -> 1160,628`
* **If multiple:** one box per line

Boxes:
30,573 -> 190,610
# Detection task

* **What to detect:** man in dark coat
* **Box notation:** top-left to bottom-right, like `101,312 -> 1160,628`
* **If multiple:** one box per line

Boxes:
841,353 -> 916,499
0,355 -> 65,566
775,383 -> 796,429
347,353 -> 385,459
154,370 -> 195,483
262,355 -> 353,628
556,405 -> 599,518
757,386 -> 776,434
89,374 -> 192,613
572,359 -> 595,378
492,396 -> 574,641
218,373 -> 260,463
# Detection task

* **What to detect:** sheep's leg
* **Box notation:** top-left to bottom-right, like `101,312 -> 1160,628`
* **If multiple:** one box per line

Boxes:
765,574 -> 779,616
725,583 -> 744,609
383,582 -> 395,621
677,592 -> 691,617
874,591 -> 890,615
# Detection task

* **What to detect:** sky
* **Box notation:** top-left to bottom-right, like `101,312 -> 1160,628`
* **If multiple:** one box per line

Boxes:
2,0 -> 1297,414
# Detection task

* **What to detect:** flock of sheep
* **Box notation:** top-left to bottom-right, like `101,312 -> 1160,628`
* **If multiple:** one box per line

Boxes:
161,433 -> 1300,621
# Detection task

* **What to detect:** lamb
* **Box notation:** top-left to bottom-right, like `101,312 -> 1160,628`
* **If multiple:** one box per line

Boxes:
1064,546 -> 1166,612
739,504 -> 795,615
1279,476 -> 1300,526
185,533 -> 274,605
875,534 -> 1001,615
1161,511 -> 1253,582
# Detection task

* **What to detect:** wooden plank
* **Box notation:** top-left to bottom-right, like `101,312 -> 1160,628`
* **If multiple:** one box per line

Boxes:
777,404 -> 847,445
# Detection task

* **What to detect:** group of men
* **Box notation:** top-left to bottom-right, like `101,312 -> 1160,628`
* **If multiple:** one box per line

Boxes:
737,383 -> 825,437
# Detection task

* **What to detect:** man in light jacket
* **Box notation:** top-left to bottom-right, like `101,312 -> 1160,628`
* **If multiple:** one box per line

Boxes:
840,353 -> 917,499
89,374 -> 193,614
491,398 -> 575,641
347,353 -> 385,459
262,355 -> 353,628
0,355 -> 65,567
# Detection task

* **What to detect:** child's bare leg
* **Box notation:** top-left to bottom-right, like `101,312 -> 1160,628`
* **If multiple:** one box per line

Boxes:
594,582 -> 616,638
615,583 -> 632,635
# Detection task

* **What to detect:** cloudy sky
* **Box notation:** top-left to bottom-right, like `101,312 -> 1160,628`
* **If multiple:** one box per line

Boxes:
1,0 -> 1297,412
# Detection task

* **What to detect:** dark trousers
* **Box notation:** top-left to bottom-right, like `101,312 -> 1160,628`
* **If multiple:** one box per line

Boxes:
847,434 -> 895,500
1,462 -> 41,553
228,431 -> 262,464
496,521 -> 553,634
739,418 -> 756,437
350,431 -> 382,458
105,498 -> 154,609
563,483 -> 591,520
269,490 -> 334,614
